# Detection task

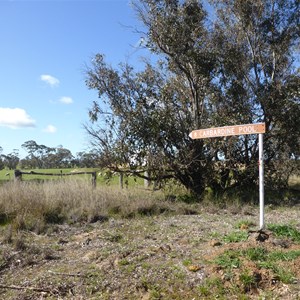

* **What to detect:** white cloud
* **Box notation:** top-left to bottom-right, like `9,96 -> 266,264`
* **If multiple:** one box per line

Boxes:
59,96 -> 73,104
43,124 -> 57,133
40,74 -> 60,87
0,107 -> 36,129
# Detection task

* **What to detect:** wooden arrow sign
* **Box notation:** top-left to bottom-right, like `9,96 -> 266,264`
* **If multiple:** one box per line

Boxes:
189,123 -> 265,139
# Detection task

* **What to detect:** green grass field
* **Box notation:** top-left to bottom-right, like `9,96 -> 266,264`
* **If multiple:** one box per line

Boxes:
0,168 -> 92,181
0,168 -> 145,187
1,168 -> 299,188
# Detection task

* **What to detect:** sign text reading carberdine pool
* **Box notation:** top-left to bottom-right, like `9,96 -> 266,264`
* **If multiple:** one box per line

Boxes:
189,123 -> 265,139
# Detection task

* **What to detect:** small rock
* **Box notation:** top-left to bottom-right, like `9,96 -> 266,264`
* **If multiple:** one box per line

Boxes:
272,238 -> 290,248
188,265 -> 202,272
210,239 -> 222,247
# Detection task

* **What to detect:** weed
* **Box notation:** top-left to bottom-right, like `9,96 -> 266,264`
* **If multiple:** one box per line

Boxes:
149,285 -> 162,299
268,224 -> 300,242
197,284 -> 210,297
268,249 -> 300,261
182,259 -> 192,267
239,271 -> 257,292
243,247 -> 267,261
273,266 -> 296,284
198,277 -> 226,298
258,260 -> 276,270
141,262 -> 151,270
214,249 -> 241,270
223,231 -> 248,243
118,258 -> 130,266
210,231 -> 222,239
123,263 -> 137,274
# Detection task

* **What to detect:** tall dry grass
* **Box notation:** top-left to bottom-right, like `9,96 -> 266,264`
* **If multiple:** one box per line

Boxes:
0,180 -> 196,234
0,178 -> 265,237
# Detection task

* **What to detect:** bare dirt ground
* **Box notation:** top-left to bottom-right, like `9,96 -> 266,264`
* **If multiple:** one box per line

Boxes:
0,205 -> 300,299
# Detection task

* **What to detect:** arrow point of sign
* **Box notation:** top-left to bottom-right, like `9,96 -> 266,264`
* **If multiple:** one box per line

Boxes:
189,132 -> 193,139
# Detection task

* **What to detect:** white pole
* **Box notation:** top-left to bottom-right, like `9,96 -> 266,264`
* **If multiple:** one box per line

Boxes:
259,133 -> 264,230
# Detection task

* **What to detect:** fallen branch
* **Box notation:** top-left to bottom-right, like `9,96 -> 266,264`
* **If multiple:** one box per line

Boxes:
0,284 -> 52,293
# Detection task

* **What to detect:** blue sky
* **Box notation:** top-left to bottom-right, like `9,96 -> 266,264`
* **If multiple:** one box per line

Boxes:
0,0 -> 149,158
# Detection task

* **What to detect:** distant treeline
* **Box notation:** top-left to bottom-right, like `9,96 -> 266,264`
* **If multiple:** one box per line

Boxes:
0,140 -> 99,170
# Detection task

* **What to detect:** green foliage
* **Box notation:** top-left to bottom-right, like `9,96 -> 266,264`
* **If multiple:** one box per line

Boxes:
182,259 -> 192,267
85,0 -> 300,198
118,259 -> 130,266
214,249 -> 241,270
242,247 -> 267,261
212,230 -> 300,289
268,224 -> 300,242
198,277 -> 226,298
223,231 -> 248,243
271,267 -> 296,284
258,260 -> 296,284
268,250 -> 300,261
239,271 -> 257,292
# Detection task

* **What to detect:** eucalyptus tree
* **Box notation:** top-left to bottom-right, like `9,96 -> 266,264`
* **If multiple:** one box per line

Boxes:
22,140 -> 53,169
1,149 -> 20,170
85,0 -> 299,196
21,140 -> 74,169
85,0 -> 215,195
208,0 -> 300,188
0,146 -> 4,170
76,151 -> 100,168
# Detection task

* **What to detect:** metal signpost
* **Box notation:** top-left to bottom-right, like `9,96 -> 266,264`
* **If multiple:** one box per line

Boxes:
189,123 -> 266,229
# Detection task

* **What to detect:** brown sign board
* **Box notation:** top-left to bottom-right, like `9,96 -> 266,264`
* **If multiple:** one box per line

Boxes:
189,123 -> 265,139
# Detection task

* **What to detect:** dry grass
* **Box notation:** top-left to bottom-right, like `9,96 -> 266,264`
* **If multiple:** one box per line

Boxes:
0,180 -> 299,299
0,180 -> 199,234
289,175 -> 300,191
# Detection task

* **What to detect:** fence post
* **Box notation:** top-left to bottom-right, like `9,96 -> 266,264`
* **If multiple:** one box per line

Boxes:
14,169 -> 22,182
144,171 -> 150,188
91,172 -> 97,188
119,172 -> 124,189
